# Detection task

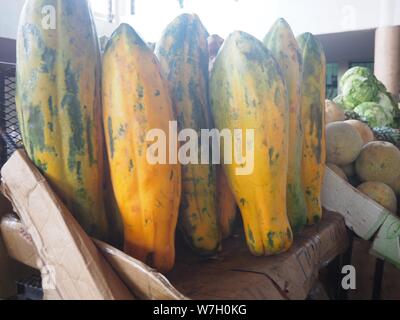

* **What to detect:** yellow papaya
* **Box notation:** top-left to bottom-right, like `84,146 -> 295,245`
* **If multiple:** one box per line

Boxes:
210,31 -> 292,255
102,24 -> 181,272
297,33 -> 327,224
16,0 -> 108,240
156,14 -> 220,254
264,18 -> 307,233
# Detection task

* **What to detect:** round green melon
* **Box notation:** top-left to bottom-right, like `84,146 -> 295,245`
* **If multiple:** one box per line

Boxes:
344,120 -> 374,146
325,100 -> 345,124
357,181 -> 397,213
355,141 -> 400,185
326,121 -> 363,165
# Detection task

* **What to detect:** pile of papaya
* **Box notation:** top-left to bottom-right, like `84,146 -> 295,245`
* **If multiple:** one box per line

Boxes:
15,0 -> 326,273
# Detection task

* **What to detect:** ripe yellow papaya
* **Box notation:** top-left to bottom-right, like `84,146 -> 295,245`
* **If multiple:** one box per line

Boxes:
102,24 -> 181,272
297,33 -> 327,224
210,31 -> 292,255
264,18 -> 307,233
16,0 -> 108,240
156,14 -> 220,253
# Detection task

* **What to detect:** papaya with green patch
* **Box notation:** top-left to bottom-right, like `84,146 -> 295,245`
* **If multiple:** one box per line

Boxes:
210,31 -> 293,255
156,14 -> 220,253
297,33 -> 327,224
102,24 -> 181,272
16,0 -> 108,240
103,24 -> 181,273
263,18 -> 307,233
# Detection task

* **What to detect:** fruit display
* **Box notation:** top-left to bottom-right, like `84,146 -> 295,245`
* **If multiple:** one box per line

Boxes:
325,114 -> 400,215
298,33 -> 327,225
15,3 -> 334,269
325,64 -> 400,215
15,0 -> 109,241
102,24 -> 181,272
210,30 -> 293,255
264,18 -> 307,233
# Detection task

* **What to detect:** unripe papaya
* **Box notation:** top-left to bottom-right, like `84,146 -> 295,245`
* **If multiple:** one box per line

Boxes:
264,18 -> 307,233
297,33 -> 327,224
156,14 -> 220,254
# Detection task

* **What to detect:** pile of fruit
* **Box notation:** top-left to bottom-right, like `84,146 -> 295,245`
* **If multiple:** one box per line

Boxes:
15,1 -> 326,273
325,100 -> 400,215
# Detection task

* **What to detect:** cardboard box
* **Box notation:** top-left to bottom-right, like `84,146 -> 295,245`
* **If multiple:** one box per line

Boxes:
371,214 -> 400,269
322,167 -> 389,240
0,214 -> 185,300
1,150 -> 133,300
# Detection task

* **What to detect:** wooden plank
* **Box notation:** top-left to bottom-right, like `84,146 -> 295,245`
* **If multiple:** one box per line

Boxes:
322,167 -> 389,240
2,211 -> 349,300
168,211 -> 349,300
1,150 -> 133,300
0,214 -> 186,300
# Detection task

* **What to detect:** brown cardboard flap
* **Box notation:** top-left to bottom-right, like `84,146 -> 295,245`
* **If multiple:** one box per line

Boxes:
1,214 -> 38,269
95,240 -> 187,300
0,214 -> 186,300
1,150 -> 133,300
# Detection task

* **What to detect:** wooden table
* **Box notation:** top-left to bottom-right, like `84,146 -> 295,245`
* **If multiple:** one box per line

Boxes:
168,211 -> 349,300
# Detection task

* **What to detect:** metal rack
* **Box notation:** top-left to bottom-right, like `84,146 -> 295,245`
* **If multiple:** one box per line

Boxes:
0,62 -> 22,166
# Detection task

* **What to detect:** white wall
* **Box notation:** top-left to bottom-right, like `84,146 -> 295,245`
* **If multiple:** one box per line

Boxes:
121,0 -> 400,42
0,0 -> 118,40
0,0 -> 25,39
1,0 -> 400,42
